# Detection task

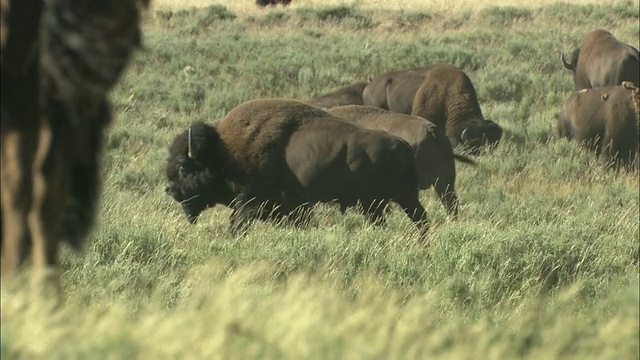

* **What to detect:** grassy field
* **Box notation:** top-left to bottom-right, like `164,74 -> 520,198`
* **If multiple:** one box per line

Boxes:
2,1 -> 639,359
152,0 -> 627,14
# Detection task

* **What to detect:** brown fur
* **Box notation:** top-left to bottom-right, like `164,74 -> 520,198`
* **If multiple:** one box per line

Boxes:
362,64 -> 501,153
562,29 -> 640,90
1,0 -> 148,296
362,65 -> 430,112
410,64 -> 482,135
306,81 -> 369,109
165,99 -> 430,241
327,105 -> 476,216
556,84 -> 639,169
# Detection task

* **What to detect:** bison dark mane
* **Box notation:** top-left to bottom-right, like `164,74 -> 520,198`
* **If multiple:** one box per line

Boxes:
165,121 -> 237,223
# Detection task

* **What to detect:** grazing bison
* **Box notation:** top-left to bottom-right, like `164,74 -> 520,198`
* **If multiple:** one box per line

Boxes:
326,105 -> 475,216
306,81 -> 369,109
562,29 -> 640,90
555,82 -> 639,169
410,64 -> 503,154
1,0 -> 147,295
363,64 -> 502,154
165,99 -> 429,241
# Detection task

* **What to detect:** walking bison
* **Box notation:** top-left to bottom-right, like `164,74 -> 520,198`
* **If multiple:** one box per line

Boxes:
306,81 -> 369,109
1,0 -> 148,295
165,99 -> 430,241
555,82 -> 639,169
326,105 -> 475,216
561,29 -> 640,90
363,63 -> 503,154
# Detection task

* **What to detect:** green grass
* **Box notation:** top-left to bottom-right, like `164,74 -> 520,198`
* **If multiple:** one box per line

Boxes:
2,1 -> 639,359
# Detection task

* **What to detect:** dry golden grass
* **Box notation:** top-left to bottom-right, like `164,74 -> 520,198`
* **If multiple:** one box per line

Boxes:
152,0 -> 623,15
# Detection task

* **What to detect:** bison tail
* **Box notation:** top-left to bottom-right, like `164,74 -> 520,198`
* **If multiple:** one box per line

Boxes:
453,153 -> 476,166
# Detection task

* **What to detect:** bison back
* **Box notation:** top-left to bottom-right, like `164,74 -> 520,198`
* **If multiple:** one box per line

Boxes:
215,98 -> 330,183
363,65 -> 431,110
307,81 -> 369,109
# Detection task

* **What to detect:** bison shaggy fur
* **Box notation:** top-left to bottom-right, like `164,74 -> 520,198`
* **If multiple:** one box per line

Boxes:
555,82 -> 639,169
165,99 -> 429,241
326,105 -> 475,216
562,29 -> 640,90
1,0 -> 147,295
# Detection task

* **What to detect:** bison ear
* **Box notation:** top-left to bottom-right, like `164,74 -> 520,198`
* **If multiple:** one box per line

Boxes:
188,121 -> 219,160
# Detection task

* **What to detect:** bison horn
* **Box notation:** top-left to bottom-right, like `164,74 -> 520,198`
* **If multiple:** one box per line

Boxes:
188,127 -> 194,159
561,52 -> 572,70
461,128 -> 469,142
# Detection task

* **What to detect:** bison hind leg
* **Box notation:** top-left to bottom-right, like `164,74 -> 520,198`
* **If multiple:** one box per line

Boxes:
600,134 -> 637,171
361,199 -> 388,226
61,162 -> 100,248
434,181 -> 459,217
396,198 -> 429,244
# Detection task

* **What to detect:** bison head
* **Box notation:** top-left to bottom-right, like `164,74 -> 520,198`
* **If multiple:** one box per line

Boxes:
460,119 -> 503,155
165,121 -> 234,223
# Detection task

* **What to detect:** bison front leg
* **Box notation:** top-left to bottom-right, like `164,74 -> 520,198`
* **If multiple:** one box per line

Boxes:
228,193 -> 260,237
28,121 -> 66,299
1,128 -> 37,279
398,200 -> 429,244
